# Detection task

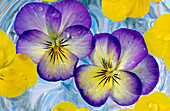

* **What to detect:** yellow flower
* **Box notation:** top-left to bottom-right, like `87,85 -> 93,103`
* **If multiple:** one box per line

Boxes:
144,14 -> 170,71
51,102 -> 91,111
118,92 -> 170,111
102,0 -> 161,22
43,0 -> 56,2
0,30 -> 38,97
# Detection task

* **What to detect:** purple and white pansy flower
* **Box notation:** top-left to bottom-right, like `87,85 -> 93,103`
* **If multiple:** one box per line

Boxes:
74,28 -> 159,106
14,0 -> 94,81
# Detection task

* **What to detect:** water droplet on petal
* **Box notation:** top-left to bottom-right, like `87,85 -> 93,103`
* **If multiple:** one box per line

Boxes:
147,101 -> 159,111
39,7 -> 43,12
29,5 -> 33,9
52,13 -> 60,19
65,32 -> 70,38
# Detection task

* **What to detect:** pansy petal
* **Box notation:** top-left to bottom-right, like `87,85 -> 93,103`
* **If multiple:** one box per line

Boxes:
102,0 -> 127,22
51,102 -> 77,111
144,28 -> 170,58
164,58 -> 170,71
16,30 -> 52,63
110,71 -> 142,106
89,33 -> 121,69
14,3 -> 61,37
0,30 -> 15,67
123,0 -> 150,18
153,14 -> 170,41
150,0 -> 161,2
38,48 -> 78,81
52,0 -> 91,31
131,55 -> 159,95
74,65 -> 112,106
112,28 -> 148,70
0,68 -> 27,97
58,25 -> 94,59
7,54 -> 38,89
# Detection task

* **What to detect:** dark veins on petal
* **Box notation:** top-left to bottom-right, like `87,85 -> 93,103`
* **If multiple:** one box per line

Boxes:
41,39 -> 70,64
94,58 -> 121,87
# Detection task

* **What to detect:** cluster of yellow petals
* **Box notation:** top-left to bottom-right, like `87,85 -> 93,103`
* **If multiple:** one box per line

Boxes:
144,14 -> 170,71
51,102 -> 91,111
43,0 -> 56,2
0,30 -> 38,97
102,0 -> 161,22
118,92 -> 170,111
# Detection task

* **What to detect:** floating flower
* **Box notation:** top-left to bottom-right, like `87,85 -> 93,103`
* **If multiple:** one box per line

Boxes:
74,28 -> 159,106
144,14 -> 170,71
102,0 -> 161,22
118,92 -> 170,111
51,101 -> 91,111
0,30 -> 38,97
14,0 -> 93,81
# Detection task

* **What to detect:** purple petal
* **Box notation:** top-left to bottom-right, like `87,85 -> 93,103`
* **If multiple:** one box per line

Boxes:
89,33 -> 121,69
112,28 -> 148,70
38,48 -> 78,81
16,30 -> 52,63
58,25 -> 94,59
130,54 -> 159,95
74,65 -> 111,106
52,0 -> 91,31
110,71 -> 142,106
14,3 -> 61,37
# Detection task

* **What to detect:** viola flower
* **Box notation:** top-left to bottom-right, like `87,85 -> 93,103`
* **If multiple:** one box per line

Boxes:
119,92 -> 170,111
74,28 -> 159,106
14,0 -> 93,81
0,30 -> 38,97
51,101 -> 91,111
144,14 -> 170,71
102,0 -> 161,22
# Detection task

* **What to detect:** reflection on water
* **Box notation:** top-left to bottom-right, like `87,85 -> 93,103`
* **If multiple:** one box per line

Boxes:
0,0 -> 170,111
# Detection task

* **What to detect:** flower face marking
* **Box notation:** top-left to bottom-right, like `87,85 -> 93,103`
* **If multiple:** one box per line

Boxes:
15,1 -> 93,81
75,29 -> 159,106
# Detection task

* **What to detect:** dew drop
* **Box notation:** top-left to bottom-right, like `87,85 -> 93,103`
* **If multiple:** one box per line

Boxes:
39,7 -> 43,12
147,101 -> 159,111
29,5 -> 33,9
65,32 -> 70,38
52,13 -> 60,19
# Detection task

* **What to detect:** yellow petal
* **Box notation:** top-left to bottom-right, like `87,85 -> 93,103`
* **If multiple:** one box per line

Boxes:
76,108 -> 91,111
51,102 -> 77,111
164,58 -> 170,71
0,30 -> 16,67
150,0 -> 161,2
102,0 -> 127,22
123,0 -> 150,18
133,92 -> 170,111
0,49 -> 5,68
144,28 -> 170,58
7,54 -> 38,89
118,109 -> 133,111
153,14 -> 170,41
0,67 -> 27,97
43,0 -> 56,2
